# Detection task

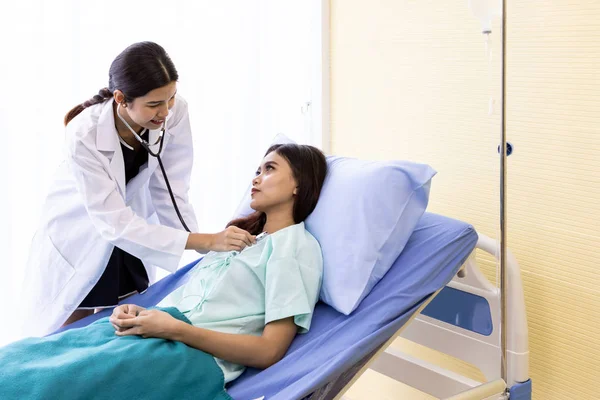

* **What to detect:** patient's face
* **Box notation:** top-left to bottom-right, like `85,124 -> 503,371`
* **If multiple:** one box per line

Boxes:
250,151 -> 297,213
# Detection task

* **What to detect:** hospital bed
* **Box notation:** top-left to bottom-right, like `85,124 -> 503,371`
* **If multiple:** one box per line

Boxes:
58,212 -> 531,399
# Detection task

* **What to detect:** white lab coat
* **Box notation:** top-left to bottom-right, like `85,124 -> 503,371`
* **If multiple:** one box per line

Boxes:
21,94 -> 199,337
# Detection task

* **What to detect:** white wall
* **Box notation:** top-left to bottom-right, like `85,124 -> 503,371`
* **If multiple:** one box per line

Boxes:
0,0 -> 325,345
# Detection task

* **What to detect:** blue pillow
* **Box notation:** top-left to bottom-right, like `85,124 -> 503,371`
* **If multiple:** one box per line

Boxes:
305,156 -> 436,315
231,135 -> 436,315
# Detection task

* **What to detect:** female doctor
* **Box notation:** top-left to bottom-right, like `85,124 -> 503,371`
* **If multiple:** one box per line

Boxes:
22,42 -> 255,337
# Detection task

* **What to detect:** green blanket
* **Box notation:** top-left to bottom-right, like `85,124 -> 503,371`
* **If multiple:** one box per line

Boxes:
0,307 -> 232,400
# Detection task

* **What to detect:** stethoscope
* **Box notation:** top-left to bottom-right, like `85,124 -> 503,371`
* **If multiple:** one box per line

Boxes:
116,103 -> 191,232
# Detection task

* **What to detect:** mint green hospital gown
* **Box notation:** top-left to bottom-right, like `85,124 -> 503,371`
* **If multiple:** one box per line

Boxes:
158,222 -> 323,383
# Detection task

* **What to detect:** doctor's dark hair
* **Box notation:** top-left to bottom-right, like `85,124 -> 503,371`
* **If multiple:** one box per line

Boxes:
226,144 -> 328,235
64,41 -> 179,126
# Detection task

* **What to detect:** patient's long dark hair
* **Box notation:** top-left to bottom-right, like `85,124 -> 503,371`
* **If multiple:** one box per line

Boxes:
227,144 -> 327,235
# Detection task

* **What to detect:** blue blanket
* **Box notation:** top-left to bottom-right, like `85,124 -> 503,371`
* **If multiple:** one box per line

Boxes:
0,307 -> 231,400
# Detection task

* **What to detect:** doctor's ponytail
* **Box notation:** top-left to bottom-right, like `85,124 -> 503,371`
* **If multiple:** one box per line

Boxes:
63,41 -> 179,126
64,88 -> 113,126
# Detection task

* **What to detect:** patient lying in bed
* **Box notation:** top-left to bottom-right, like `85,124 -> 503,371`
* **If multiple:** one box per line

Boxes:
0,144 -> 327,400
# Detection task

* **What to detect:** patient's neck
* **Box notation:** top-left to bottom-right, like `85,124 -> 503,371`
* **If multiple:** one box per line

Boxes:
263,207 -> 295,234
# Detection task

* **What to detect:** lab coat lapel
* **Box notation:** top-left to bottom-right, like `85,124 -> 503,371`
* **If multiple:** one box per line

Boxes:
109,147 -> 126,198
96,100 -> 126,198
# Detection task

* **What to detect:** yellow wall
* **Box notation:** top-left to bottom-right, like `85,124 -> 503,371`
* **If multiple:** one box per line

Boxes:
331,1 -> 600,399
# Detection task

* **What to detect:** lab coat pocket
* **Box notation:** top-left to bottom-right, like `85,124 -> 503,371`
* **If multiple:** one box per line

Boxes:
38,233 -> 76,305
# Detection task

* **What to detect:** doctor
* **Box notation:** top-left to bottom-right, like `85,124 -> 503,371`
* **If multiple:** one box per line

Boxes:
22,42 -> 255,336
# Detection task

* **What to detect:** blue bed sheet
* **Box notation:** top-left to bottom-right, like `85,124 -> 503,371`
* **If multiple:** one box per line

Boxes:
57,213 -> 477,400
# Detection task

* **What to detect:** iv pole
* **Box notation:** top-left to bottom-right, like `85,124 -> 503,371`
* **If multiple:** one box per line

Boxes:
468,0 -> 508,397
499,0 -> 508,394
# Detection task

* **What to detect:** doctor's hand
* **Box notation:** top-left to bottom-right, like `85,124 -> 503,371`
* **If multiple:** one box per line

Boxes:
109,304 -> 146,332
209,226 -> 256,252
186,226 -> 256,253
113,309 -> 180,340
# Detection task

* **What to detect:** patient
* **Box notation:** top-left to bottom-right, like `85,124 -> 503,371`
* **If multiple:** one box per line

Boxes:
0,144 -> 327,400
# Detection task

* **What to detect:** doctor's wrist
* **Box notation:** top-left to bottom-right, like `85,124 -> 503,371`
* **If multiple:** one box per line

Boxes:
185,233 -> 214,253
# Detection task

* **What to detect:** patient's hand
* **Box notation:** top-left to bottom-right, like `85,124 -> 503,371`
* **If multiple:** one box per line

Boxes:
113,309 -> 180,340
109,304 -> 146,332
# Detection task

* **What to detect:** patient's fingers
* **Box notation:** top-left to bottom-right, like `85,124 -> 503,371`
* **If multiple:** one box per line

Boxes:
112,305 -> 135,318
109,312 -> 134,332
111,316 -> 140,329
113,311 -> 135,320
123,304 -> 138,316
112,324 -> 128,333
115,326 -> 141,337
